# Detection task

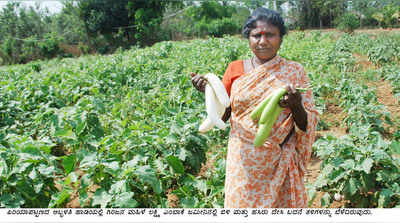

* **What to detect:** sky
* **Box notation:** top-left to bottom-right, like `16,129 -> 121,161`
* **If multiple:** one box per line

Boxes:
0,0 -> 63,14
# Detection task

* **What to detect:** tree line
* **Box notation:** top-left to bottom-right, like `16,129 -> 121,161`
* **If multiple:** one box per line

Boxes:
0,0 -> 399,65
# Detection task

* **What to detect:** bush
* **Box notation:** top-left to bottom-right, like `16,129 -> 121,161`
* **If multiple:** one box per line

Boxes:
38,33 -> 63,59
194,19 -> 209,37
335,13 -> 360,33
207,18 -> 241,37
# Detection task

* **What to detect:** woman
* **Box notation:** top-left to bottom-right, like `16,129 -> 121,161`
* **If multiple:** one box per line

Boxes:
191,8 -> 318,208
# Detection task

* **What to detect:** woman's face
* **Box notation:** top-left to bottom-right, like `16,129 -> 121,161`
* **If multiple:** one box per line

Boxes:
249,20 -> 282,63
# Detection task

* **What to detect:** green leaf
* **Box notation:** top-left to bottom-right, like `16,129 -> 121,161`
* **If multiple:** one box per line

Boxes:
390,141 -> 400,154
361,158 -> 374,174
112,192 -> 138,208
76,119 -> 86,135
124,155 -> 144,168
91,188 -> 113,208
79,152 -> 98,169
28,168 -> 38,180
78,190 -> 89,207
110,180 -> 127,194
360,172 -> 375,191
54,128 -> 77,140
354,195 -> 369,208
33,180 -> 44,193
37,164 -> 55,177
166,155 -> 184,174
0,194 -> 12,206
19,147 -> 42,162
378,189 -> 393,208
49,188 -> 72,208
62,154 -> 76,174
306,184 -> 317,207
181,197 -> 196,208
0,193 -> 24,208
341,159 -> 355,169
0,159 -> 8,176
194,179 -> 207,194
329,169 -> 346,183
314,164 -> 333,188
177,148 -> 188,161
103,161 -> 120,174
376,170 -> 391,182
346,177 -> 360,196
12,162 -> 32,174
135,165 -> 162,194
67,172 -> 79,184
80,173 -> 92,188
320,193 -> 330,207
154,158 -> 166,173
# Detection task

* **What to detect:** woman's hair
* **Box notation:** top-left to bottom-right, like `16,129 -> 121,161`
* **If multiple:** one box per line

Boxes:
242,7 -> 287,39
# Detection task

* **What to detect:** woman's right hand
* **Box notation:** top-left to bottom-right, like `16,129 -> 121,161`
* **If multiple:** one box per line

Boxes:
191,72 -> 207,92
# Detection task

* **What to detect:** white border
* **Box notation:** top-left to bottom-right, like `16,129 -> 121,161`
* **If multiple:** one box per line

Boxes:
0,208 -> 397,223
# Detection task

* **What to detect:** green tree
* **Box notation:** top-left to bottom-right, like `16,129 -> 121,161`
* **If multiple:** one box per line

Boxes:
382,4 -> 400,27
77,0 -> 175,50
335,12 -> 360,33
314,0 -> 346,28
0,2 -> 58,64
292,0 -> 346,29
53,1 -> 86,45
243,0 -> 266,10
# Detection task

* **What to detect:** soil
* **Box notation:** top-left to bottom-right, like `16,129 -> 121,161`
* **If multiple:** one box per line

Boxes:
167,189 -> 179,208
59,44 -> 82,57
373,80 -> 400,120
353,53 -> 376,72
368,80 -> 400,136
55,169 -> 100,208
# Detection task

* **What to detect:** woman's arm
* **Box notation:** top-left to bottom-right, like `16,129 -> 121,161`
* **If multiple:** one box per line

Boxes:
279,85 -> 307,131
221,106 -> 231,122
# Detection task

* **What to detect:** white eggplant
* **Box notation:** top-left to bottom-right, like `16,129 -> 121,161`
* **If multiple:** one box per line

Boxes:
198,117 -> 214,133
198,84 -> 226,132
204,73 -> 230,108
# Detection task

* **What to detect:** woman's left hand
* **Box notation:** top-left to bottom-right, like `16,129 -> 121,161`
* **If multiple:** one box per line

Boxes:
278,85 -> 302,110
279,85 -> 308,131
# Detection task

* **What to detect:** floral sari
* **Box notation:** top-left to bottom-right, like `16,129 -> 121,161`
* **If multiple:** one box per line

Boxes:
223,55 -> 319,208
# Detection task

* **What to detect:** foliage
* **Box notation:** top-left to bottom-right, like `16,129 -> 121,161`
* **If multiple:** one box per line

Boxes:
312,134 -> 400,208
53,1 -> 87,45
367,37 -> 400,65
161,1 -> 244,39
289,0 -> 347,29
335,13 -> 360,33
300,31 -> 400,208
0,2 -> 57,64
193,17 -> 241,38
77,0 -> 174,48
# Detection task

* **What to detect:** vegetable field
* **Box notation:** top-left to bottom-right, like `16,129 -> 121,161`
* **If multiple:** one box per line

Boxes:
1,30 -> 400,208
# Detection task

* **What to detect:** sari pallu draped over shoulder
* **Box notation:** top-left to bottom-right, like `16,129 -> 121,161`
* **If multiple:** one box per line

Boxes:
224,55 -> 319,208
